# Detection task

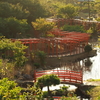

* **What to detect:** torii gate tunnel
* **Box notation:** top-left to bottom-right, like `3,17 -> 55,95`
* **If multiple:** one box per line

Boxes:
34,70 -> 83,85
12,30 -> 90,57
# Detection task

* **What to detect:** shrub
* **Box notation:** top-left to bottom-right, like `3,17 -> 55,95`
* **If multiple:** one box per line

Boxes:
0,78 -> 25,100
61,24 -> 86,33
84,44 -> 92,53
60,96 -> 78,100
0,59 -> 15,79
35,50 -> 47,67
0,17 -> 31,38
0,38 -> 27,67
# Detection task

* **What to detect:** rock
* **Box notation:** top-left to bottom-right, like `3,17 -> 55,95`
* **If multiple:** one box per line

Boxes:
22,74 -> 33,81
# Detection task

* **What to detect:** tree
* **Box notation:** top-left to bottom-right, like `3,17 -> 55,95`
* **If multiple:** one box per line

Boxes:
36,74 -> 60,96
32,18 -> 56,37
0,0 -> 46,23
0,2 -> 29,19
0,0 -> 46,38
58,4 -> 78,19
0,17 -> 31,38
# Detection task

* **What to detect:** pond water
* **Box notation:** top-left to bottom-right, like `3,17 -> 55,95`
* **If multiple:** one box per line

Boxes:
83,48 -> 100,80
43,47 -> 100,100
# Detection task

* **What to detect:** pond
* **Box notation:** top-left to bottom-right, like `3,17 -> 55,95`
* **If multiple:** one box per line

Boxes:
43,47 -> 100,100
83,48 -> 100,80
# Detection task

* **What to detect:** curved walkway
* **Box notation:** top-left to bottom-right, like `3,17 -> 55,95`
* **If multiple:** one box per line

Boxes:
34,69 -> 83,85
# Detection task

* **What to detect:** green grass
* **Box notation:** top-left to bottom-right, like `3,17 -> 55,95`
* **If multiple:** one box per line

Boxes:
87,79 -> 100,82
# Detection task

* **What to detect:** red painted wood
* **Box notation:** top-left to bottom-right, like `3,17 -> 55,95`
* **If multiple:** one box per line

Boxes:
34,70 -> 83,84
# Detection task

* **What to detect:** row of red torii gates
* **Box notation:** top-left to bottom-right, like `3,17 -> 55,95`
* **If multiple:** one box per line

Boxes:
13,29 -> 90,57
12,29 -> 89,85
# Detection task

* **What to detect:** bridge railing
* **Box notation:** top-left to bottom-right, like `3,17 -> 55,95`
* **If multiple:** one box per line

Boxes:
34,70 -> 83,84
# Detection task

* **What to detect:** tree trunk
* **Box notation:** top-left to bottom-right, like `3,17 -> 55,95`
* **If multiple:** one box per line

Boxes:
47,86 -> 51,97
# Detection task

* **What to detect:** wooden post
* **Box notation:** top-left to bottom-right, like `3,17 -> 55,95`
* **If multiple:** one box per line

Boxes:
34,70 -> 36,82
56,39 -> 58,57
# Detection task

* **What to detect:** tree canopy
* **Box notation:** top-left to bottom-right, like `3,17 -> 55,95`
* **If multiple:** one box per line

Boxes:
36,74 -> 60,96
58,4 -> 78,18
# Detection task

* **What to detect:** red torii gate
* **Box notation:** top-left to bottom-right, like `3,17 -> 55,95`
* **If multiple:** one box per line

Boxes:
12,30 -> 90,57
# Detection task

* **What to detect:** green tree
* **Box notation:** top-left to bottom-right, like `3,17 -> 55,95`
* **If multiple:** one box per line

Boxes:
32,18 -> 56,37
36,74 -> 60,97
0,17 -> 31,38
0,2 -> 29,19
58,4 -> 78,19
0,0 -> 46,23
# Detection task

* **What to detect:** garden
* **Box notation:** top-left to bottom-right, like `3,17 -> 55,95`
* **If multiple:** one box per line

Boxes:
0,0 -> 100,100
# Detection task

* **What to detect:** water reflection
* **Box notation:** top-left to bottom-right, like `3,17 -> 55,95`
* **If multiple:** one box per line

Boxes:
54,48 -> 100,81
83,49 -> 100,80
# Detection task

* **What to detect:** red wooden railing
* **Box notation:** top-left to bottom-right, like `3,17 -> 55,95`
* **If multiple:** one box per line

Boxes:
53,96 -> 67,100
34,70 -> 83,84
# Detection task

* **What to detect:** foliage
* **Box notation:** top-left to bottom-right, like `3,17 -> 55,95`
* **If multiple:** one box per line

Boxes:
51,85 -> 70,96
42,91 -> 48,98
40,1 -> 66,18
87,79 -> 100,82
0,78 -> 25,100
0,38 -> 27,67
36,74 -> 60,96
0,17 -> 31,38
88,86 -> 100,100
24,84 -> 43,100
58,4 -> 78,19
0,2 -> 29,19
61,24 -> 86,33
84,44 -> 92,53
0,0 -> 46,23
34,50 -> 47,67
0,59 -> 15,79
86,28 -> 93,34
37,74 -> 60,87
96,17 -> 100,21
60,85 -> 70,95
32,18 -> 56,37
60,96 -> 78,100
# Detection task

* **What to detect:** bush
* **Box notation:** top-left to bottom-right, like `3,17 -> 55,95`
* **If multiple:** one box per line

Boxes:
0,17 -> 31,38
43,91 -> 48,98
0,59 -> 15,79
84,44 -> 92,53
0,78 -> 25,100
35,50 -> 47,67
0,38 -> 27,67
61,24 -> 86,33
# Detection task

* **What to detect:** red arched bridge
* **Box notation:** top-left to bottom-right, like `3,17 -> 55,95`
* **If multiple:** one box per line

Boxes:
34,70 -> 83,85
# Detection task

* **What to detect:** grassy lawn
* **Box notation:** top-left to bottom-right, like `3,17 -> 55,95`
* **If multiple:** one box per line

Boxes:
83,79 -> 100,100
